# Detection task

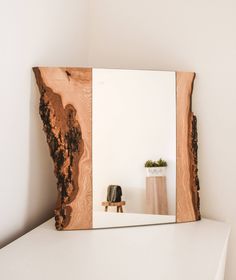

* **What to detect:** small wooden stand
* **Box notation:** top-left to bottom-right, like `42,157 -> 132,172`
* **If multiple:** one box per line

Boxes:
146,177 -> 168,215
102,201 -> 126,213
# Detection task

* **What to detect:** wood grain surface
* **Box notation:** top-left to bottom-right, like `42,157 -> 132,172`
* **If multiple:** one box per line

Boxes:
146,176 -> 168,215
33,67 -> 92,230
176,72 -> 200,223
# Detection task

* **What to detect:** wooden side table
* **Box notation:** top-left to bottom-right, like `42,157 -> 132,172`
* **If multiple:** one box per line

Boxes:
146,176 -> 168,215
102,201 -> 126,213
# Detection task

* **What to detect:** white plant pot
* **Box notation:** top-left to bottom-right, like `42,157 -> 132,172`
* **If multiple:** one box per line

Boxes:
145,167 -> 167,177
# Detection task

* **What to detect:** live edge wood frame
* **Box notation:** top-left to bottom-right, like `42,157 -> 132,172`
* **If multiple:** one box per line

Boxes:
33,67 -> 200,230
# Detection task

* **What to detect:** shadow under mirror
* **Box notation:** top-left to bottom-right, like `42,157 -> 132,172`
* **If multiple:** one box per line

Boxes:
92,69 -> 176,228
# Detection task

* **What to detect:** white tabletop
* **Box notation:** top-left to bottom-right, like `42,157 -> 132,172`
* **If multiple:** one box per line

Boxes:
0,218 -> 230,280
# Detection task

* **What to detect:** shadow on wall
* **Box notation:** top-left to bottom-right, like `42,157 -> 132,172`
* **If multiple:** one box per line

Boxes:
0,72 -> 57,249
26,73 -> 57,232
119,186 -> 146,214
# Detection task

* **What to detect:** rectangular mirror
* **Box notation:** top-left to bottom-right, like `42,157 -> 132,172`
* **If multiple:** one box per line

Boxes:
92,69 -> 176,228
33,67 -> 200,230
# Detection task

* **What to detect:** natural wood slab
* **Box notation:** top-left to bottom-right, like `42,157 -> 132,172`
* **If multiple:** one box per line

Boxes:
33,67 -> 92,230
176,72 -> 200,222
146,177 -> 168,215
33,67 -> 200,229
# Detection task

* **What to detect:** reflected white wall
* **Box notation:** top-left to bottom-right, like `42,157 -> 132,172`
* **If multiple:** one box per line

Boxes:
92,69 -> 176,215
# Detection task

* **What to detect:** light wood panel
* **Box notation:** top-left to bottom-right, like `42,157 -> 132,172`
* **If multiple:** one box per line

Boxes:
146,177 -> 168,215
176,72 -> 200,223
33,67 -> 92,230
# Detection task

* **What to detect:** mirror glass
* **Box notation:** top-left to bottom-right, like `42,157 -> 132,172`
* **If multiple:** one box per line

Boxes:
92,69 -> 176,228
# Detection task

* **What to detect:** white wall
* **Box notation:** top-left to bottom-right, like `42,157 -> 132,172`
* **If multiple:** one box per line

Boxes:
92,69 -> 176,215
1,0 -> 236,278
0,0 -> 89,248
88,1 -> 236,279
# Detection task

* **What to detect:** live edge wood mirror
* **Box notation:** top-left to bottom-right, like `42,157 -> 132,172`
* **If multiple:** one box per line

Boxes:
33,67 -> 200,230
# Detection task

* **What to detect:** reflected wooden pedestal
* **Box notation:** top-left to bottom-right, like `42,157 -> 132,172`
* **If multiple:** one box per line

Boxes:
146,176 -> 168,215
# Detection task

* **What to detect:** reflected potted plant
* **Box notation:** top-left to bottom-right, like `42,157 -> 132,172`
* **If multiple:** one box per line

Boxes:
145,158 -> 168,177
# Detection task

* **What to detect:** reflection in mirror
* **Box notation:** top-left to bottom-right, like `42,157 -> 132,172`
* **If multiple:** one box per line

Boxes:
92,69 -> 176,228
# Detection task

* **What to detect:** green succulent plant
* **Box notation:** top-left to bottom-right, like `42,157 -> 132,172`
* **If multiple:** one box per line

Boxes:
144,158 -> 168,167
144,160 -> 156,167
156,158 -> 168,167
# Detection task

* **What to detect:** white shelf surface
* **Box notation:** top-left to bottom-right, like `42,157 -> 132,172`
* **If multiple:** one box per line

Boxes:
0,218 -> 230,280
